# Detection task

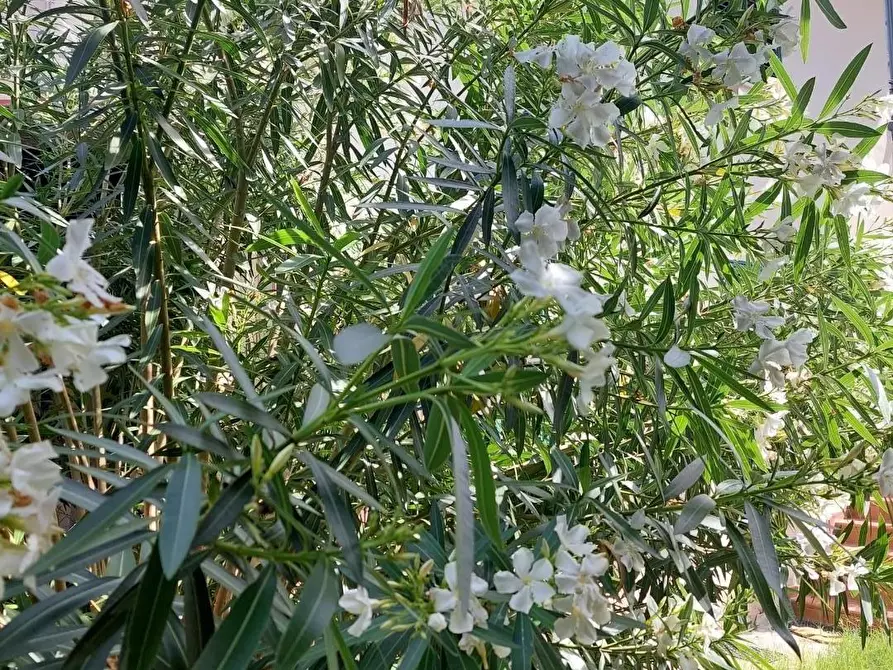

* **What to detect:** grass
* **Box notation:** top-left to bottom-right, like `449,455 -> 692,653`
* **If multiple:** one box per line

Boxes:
774,631 -> 893,670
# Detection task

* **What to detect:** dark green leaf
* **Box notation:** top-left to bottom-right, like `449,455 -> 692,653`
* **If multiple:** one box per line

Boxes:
511,613 -> 534,670
275,560 -> 340,668
193,471 -> 253,547
184,567 -> 216,664
392,336 -> 421,393
159,455 -> 203,579
397,636 -> 429,670
402,227 -> 454,316
815,0 -> 846,28
120,546 -> 178,670
193,566 -> 277,670
157,423 -> 238,459
196,392 -> 291,437
745,502 -> 784,602
424,398 -> 451,472
65,22 -> 118,87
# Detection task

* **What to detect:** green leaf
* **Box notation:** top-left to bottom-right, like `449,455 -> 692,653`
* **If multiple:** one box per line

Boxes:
157,423 -> 238,459
727,522 -> 800,657
0,578 -> 120,654
451,398 -> 502,548
147,133 -> 178,187
302,453 -> 363,581
392,336 -> 421,393
815,0 -> 846,28
511,613 -> 534,670
830,294 -> 875,346
193,471 -> 253,547
275,559 -> 340,668
745,502 -> 785,602
159,455 -> 203,579
29,465 -> 171,574
184,567 -> 216,664
193,565 -> 277,670
397,636 -> 429,670
298,450 -> 384,512
402,227 -> 454,317
790,77 -> 814,127
813,121 -> 882,138
675,494 -> 716,535
122,141 -> 142,223
799,0 -> 810,61
120,546 -> 178,670
403,315 -> 476,349
664,458 -> 704,501
196,392 -> 291,436
424,399 -> 452,472
693,354 -> 774,412
655,277 -> 674,342
65,22 -> 118,87
820,45 -> 871,119
793,201 -> 817,279
768,52 -> 797,102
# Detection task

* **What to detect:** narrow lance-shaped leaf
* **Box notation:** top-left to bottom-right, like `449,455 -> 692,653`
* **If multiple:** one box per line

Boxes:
448,415 -> 474,611
120,546 -> 178,670
745,502 -> 785,601
65,22 -> 118,87
193,566 -> 277,670
275,559 -> 341,669
663,458 -> 705,501
159,454 -> 203,579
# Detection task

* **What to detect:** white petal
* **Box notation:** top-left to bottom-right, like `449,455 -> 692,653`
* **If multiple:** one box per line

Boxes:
302,383 -> 330,427
508,585 -> 535,613
528,558 -> 553,581
449,607 -> 474,634
511,547 -> 535,577
493,571 -> 523,594
530,580 -> 555,604
333,323 -> 389,365
663,345 -> 692,369
554,615 -> 576,640
428,612 -> 447,632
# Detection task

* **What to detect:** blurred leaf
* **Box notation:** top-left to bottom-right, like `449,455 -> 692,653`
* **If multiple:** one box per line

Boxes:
675,494 -> 716,535
120,546 -> 178,670
65,22 -> 118,87
275,559 -> 340,668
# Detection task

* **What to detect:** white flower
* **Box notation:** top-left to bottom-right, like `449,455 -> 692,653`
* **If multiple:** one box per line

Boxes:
755,411 -> 788,457
0,368 -> 64,418
494,548 -> 555,613
515,45 -> 554,68
549,89 -> 619,149
748,329 -> 815,389
510,241 -> 582,299
555,514 -> 595,555
0,305 -> 52,375
576,344 -> 617,410
553,290 -> 611,351
46,219 -> 119,307
758,256 -> 788,282
772,217 -> 797,244
878,449 -> 893,497
705,97 -> 739,127
428,561 -> 489,634
427,611 -> 447,632
771,20 -> 799,56
333,323 -> 389,365
646,135 -> 670,162
831,183 -> 871,219
678,652 -> 699,670
679,24 -> 716,70
7,441 -> 60,500
339,586 -> 380,637
514,204 -> 572,259
40,319 -> 130,392
731,296 -> 785,338
553,590 -> 611,643
587,41 -> 637,96
611,538 -> 645,573
712,43 -> 760,89
554,549 -> 609,595
663,345 -> 692,369
865,93 -> 893,124
828,559 -> 868,597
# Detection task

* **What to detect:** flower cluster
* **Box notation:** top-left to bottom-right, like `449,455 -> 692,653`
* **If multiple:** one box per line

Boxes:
337,515 -> 624,660
783,136 -> 855,197
0,219 -> 130,417
515,36 -> 636,148
0,437 -> 61,599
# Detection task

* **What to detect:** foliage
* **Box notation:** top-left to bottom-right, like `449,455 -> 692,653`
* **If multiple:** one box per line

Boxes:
2,0 -> 893,668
